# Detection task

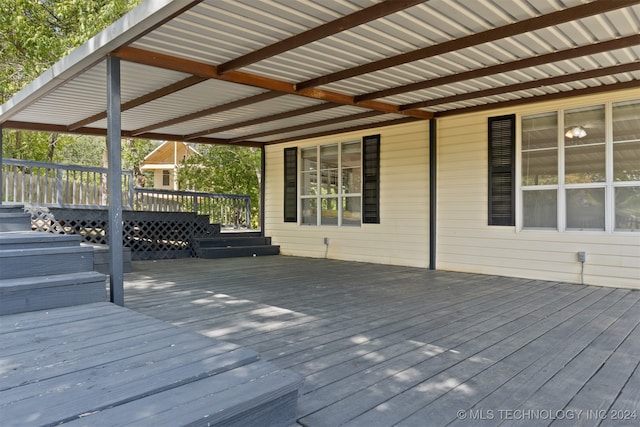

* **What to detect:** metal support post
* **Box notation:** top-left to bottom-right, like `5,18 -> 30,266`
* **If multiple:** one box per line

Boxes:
107,55 -> 124,306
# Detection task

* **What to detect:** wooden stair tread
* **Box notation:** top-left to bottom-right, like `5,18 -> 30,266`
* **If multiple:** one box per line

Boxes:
1,303 -> 303,427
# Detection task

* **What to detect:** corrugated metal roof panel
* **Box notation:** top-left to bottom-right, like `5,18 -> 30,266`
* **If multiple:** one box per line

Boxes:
256,113 -> 407,143
1,0 -> 638,145
150,95 -> 326,137
201,105 -> 373,139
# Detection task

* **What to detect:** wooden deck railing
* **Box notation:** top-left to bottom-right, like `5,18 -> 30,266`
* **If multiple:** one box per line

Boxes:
133,188 -> 251,229
2,158 -> 134,208
2,158 -> 252,228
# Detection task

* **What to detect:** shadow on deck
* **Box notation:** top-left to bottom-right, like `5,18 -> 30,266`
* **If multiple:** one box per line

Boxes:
0,205 -> 302,426
123,257 -> 640,427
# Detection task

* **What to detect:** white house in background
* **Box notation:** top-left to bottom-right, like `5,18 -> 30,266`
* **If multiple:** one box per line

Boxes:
140,141 -> 199,190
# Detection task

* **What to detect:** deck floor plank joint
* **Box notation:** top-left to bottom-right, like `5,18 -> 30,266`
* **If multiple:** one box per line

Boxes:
122,257 -> 639,427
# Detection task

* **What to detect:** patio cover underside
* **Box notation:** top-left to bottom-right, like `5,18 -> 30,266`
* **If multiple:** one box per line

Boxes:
1,0 -> 639,146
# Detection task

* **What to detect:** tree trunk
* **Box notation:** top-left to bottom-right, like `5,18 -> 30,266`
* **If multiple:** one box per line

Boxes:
14,131 -> 21,158
127,138 -> 146,187
47,132 -> 58,162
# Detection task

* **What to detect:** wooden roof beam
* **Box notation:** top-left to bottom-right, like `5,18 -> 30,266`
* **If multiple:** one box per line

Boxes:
401,63 -> 640,110
260,117 -> 420,145
184,102 -> 338,141
130,91 -> 283,136
297,0 -> 638,90
3,120 -> 265,147
432,80 -> 640,118
227,110 -> 385,143
112,47 -> 432,120
68,75 -> 207,131
359,34 -> 640,104
217,0 -> 428,74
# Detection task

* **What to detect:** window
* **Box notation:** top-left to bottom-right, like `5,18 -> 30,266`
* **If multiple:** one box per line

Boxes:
613,100 -> 640,231
522,112 -> 558,228
300,141 -> 362,226
521,100 -> 640,231
162,170 -> 170,186
488,115 -> 515,226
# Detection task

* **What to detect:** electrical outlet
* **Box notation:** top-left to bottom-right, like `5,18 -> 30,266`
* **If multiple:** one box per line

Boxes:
578,251 -> 586,263
323,237 -> 329,245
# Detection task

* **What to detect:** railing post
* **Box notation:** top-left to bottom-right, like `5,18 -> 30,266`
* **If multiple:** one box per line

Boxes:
245,197 -> 251,229
56,168 -> 63,205
128,173 -> 134,209
193,194 -> 198,215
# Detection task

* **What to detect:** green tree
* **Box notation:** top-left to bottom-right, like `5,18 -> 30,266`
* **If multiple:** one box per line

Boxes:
1,0 -> 141,160
123,138 -> 157,187
178,145 -> 262,227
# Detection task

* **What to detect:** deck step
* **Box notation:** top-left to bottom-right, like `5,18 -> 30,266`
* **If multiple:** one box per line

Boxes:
1,303 -> 303,427
0,271 -> 107,315
82,243 -> 133,274
0,231 -> 81,249
0,246 -> 94,279
197,236 -> 272,248
197,245 -> 280,259
0,212 -> 32,232
194,233 -> 279,259
0,204 -> 27,213
61,361 -> 302,427
220,231 -> 262,238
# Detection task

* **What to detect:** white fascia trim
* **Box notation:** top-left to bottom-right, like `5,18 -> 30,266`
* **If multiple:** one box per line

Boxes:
0,0 -> 198,123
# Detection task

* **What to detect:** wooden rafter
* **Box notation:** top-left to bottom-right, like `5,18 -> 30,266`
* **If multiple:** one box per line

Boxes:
432,81 -> 640,118
217,0 -> 428,74
184,102 -> 338,141
296,0 -> 638,90
358,34 -> 640,104
112,47 -> 433,120
228,110 -> 385,143
130,91 -> 283,136
68,75 -> 207,130
3,120 -> 264,147
262,117 -> 420,145
402,63 -> 640,110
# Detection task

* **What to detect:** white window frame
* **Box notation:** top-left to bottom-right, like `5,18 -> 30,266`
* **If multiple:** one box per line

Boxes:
299,141 -> 362,227
519,100 -> 640,233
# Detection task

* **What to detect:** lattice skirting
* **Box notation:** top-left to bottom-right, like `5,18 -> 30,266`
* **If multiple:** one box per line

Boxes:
26,207 -> 220,260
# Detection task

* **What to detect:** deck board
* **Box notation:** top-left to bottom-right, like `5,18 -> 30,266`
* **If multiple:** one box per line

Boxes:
123,257 -> 640,427
0,301 -> 302,427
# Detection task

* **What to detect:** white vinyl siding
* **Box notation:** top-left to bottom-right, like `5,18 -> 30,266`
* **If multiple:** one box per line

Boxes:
265,89 -> 638,288
437,88 -> 640,289
265,121 -> 430,268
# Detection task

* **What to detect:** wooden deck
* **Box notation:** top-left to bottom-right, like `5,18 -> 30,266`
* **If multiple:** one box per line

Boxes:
0,302 -> 302,426
124,257 -> 640,427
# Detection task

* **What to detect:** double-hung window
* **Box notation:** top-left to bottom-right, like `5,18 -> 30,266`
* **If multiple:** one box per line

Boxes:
521,100 -> 640,231
300,141 -> 362,226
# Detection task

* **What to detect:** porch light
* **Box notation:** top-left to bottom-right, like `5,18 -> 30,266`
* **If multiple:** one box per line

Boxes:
565,126 -> 587,139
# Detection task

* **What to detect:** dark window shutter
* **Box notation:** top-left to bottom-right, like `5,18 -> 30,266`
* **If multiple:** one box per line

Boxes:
362,134 -> 380,224
283,147 -> 297,222
488,115 -> 515,226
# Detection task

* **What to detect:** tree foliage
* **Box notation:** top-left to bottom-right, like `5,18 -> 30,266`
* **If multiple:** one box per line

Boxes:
178,145 -> 262,226
1,0 -> 140,101
2,1 -> 262,223
1,0 -> 140,162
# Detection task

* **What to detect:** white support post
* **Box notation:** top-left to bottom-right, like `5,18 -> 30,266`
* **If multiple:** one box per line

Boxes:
107,55 -> 124,306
